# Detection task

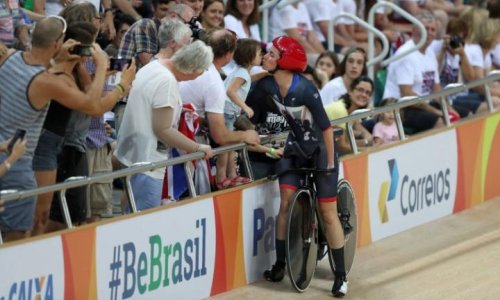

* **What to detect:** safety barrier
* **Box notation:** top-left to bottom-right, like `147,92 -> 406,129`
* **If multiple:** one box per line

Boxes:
1,71 -> 499,244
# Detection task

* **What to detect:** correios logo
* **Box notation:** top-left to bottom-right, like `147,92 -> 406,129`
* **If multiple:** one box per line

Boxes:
378,158 -> 452,223
378,159 -> 399,223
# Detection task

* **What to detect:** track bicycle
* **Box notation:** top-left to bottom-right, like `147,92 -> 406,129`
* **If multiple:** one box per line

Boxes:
276,166 -> 357,292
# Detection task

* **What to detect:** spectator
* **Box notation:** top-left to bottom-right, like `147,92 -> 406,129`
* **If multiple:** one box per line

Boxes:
268,1 -> 325,58
179,28 -> 260,193
320,47 -> 367,105
217,38 -> 262,189
0,137 -> 27,178
31,22 -> 95,235
383,13 -> 459,134
314,50 -> 340,89
115,41 -> 214,211
429,18 -> 498,114
117,0 -> 187,66
372,98 -> 399,144
325,76 -> 378,154
180,0 -> 204,18
34,0 -> 116,40
0,0 -> 30,49
224,0 -> 260,40
303,0 -> 335,49
42,7 -> 135,234
104,12 -> 136,57
114,3 -> 193,134
200,0 -> 224,29
0,16 -> 120,242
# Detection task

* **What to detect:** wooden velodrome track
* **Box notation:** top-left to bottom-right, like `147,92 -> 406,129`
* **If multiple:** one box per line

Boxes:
210,197 -> 500,300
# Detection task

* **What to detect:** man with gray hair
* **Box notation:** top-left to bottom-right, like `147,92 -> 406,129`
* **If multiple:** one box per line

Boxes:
155,18 -> 192,60
115,41 -> 214,211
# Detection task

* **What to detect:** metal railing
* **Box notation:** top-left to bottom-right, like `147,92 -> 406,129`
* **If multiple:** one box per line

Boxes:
1,70 -> 499,243
328,12 -> 390,69
367,1 -> 427,79
333,70 -> 500,153
259,0 -> 279,43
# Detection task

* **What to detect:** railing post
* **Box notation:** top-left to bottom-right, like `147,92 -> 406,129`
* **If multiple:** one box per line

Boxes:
59,187 -> 74,229
440,95 -> 451,126
394,109 -> 406,141
184,162 -> 197,197
346,123 -> 358,154
484,83 -> 495,112
124,175 -> 138,213
240,147 -> 254,181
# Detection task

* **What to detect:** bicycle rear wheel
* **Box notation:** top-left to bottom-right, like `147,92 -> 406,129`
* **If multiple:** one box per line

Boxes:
286,189 -> 318,292
328,179 -> 358,275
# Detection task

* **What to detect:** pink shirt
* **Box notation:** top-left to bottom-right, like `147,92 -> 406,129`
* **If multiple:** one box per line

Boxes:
373,121 -> 398,144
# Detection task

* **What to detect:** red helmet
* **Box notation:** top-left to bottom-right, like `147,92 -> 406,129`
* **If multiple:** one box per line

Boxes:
272,36 -> 307,72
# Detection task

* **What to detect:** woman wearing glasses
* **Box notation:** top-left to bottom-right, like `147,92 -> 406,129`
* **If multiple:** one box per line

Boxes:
324,76 -> 379,154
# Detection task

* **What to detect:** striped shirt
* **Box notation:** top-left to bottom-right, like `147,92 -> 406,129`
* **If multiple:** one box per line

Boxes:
0,51 -> 47,157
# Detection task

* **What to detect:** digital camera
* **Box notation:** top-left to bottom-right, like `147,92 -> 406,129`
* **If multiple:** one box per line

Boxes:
449,35 -> 464,49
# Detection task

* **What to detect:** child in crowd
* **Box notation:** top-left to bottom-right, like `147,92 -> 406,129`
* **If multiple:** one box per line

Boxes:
314,51 -> 340,89
216,38 -> 262,189
372,98 -> 399,144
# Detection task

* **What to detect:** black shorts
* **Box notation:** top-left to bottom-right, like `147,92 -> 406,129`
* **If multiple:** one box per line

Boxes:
277,147 -> 339,202
50,146 -> 88,224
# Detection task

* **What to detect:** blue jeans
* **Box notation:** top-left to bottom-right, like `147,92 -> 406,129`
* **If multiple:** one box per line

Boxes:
129,173 -> 163,211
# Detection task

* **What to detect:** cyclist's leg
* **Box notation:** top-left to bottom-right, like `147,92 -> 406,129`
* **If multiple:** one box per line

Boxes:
315,152 -> 348,297
264,158 -> 300,282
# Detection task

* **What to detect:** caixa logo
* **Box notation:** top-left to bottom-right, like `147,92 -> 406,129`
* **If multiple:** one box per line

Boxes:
1,274 -> 54,300
378,159 -> 451,222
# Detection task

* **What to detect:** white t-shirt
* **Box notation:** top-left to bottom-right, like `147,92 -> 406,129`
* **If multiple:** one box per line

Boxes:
320,76 -> 347,105
224,14 -> 261,41
383,40 -> 440,99
115,60 -> 182,179
179,64 -> 226,117
464,43 -> 492,70
269,3 -> 313,41
427,40 -> 460,85
337,0 -> 356,25
304,0 -> 336,42
493,43 -> 500,68
223,66 -> 251,115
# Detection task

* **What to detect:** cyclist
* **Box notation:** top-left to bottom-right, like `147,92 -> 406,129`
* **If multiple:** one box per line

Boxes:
246,36 -> 348,297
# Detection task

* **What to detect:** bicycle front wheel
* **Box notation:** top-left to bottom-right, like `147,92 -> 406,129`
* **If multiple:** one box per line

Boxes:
286,189 -> 318,292
328,179 -> 358,275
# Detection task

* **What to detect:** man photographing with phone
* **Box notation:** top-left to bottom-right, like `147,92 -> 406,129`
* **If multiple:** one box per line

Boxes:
0,16 -> 135,242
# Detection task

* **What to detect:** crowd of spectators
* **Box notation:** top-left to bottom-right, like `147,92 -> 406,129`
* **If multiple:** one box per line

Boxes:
1,0 -> 500,242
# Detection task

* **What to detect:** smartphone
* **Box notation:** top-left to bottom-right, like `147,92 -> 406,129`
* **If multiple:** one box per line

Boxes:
109,57 -> 132,71
70,44 -> 93,56
7,129 -> 26,155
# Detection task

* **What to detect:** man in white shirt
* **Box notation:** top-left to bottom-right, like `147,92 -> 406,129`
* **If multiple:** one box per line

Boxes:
179,28 -> 260,147
383,12 -> 454,133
